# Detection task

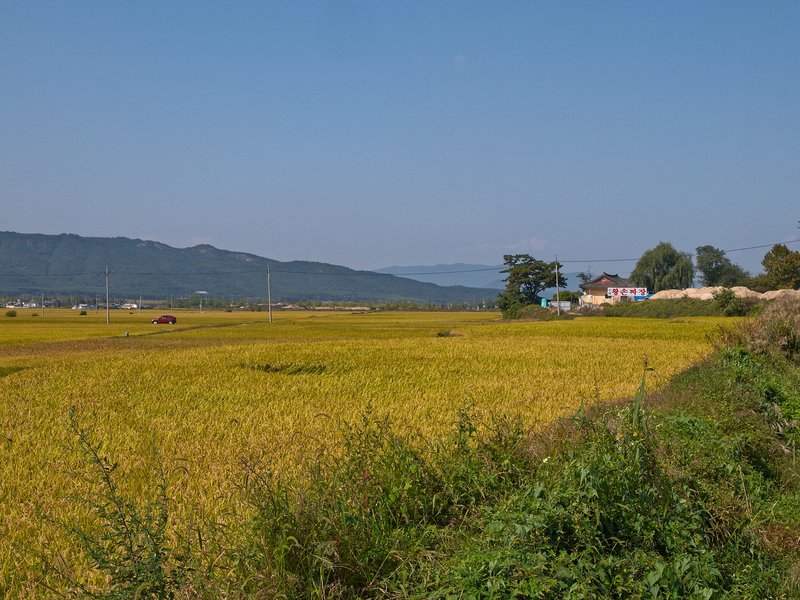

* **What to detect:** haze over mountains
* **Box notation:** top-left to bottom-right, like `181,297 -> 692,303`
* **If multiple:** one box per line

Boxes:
0,232 -> 497,304
376,264 -> 585,295
374,264 -> 505,290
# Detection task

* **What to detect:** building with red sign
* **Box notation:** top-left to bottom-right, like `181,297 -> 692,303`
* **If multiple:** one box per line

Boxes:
579,272 -> 634,306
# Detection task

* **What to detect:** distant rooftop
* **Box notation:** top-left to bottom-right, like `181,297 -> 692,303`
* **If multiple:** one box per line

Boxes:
579,272 -> 632,290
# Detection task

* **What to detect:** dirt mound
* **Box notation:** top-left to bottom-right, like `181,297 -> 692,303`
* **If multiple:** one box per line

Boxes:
649,286 -> 774,300
762,289 -> 800,301
684,286 -> 723,300
730,286 -> 764,299
649,289 -> 686,300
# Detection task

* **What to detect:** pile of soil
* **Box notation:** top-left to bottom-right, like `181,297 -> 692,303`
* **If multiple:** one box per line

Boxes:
649,287 -> 800,301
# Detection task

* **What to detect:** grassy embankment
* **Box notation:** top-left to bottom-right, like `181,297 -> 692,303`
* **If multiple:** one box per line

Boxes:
601,290 -> 760,319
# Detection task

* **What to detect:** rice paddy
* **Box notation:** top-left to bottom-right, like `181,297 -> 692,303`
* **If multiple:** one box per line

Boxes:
0,309 -> 724,595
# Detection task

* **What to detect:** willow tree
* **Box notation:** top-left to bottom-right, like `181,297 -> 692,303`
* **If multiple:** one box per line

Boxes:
630,242 -> 694,292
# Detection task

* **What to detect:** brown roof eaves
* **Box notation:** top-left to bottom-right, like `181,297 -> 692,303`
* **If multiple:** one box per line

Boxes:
579,272 -> 632,290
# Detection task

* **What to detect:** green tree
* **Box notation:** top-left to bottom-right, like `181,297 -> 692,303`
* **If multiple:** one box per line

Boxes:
759,244 -> 800,290
695,245 -> 750,287
630,242 -> 694,293
551,290 -> 582,302
711,287 -> 748,316
498,254 -> 566,316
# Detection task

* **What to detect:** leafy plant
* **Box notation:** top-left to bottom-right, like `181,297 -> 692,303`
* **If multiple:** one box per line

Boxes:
49,407 -> 192,598
712,287 -> 747,316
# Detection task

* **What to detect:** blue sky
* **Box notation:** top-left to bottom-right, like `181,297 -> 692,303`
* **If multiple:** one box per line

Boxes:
1,1 -> 798,275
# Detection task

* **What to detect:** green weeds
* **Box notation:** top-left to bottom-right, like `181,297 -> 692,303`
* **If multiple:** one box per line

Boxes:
43,408 -> 193,598
603,296 -> 760,318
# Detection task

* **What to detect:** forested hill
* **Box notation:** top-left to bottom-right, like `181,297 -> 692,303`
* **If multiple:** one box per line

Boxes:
0,232 -> 497,303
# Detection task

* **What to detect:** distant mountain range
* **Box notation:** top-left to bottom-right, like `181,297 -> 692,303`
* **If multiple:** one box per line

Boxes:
0,232 -> 498,304
376,264 -> 584,295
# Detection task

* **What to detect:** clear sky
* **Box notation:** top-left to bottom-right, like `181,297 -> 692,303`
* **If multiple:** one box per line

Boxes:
1,1 -> 798,275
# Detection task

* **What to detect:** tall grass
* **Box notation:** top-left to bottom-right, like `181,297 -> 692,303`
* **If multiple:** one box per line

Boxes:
40,408 -> 193,598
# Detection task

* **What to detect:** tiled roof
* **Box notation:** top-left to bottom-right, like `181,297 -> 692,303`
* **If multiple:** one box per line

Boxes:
579,272 -> 632,290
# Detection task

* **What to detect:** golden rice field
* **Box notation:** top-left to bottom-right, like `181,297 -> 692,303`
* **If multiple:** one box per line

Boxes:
0,308 -> 727,594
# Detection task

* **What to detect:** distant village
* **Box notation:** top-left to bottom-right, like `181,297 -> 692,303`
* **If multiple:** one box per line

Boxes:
3,298 -> 377,312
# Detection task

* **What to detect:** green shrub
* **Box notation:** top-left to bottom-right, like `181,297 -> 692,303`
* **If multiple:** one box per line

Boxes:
5,310 -> 16,317
401,372 -> 789,597
498,292 -> 523,319
48,408 -> 194,597
519,305 -> 569,320
712,287 -> 748,316
228,406 -> 535,596
603,296 -> 759,318
603,297 -> 714,317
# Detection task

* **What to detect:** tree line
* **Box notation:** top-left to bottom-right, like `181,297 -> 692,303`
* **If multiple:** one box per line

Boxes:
499,228 -> 800,317
631,241 -> 800,292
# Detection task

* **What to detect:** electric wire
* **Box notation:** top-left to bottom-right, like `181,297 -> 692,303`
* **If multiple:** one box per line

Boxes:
0,238 -> 798,280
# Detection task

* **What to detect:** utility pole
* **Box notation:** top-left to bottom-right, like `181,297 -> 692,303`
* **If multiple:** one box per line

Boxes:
196,290 -> 208,313
267,265 -> 273,323
139,295 -> 142,315
105,266 -> 110,324
555,255 -> 561,316
41,292 -> 44,315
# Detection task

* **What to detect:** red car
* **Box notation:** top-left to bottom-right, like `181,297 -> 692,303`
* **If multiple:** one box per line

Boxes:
152,315 -> 177,324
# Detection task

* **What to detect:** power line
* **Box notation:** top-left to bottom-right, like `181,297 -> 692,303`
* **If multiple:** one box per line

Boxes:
372,238 -> 800,272
559,238 -> 800,265
370,238 -> 800,272
0,267 -> 262,277
376,266 -> 505,275
720,238 -> 800,254
0,237 -> 798,279
0,271 -> 99,277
